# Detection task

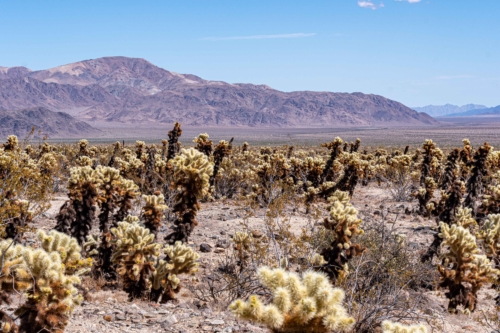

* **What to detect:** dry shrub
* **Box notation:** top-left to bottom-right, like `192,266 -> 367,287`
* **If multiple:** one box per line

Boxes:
337,212 -> 437,332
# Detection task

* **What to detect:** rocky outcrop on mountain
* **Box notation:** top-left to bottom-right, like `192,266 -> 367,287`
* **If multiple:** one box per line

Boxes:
0,66 -> 32,80
0,57 -> 437,127
0,107 -> 99,138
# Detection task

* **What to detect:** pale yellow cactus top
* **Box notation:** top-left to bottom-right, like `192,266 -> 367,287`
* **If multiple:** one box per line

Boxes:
233,231 -> 254,250
76,156 -> 93,167
327,190 -> 351,206
172,148 -> 214,196
328,201 -> 363,237
229,267 -> 355,332
68,166 -> 102,187
6,135 -> 19,149
142,193 -> 168,212
193,133 -> 210,143
454,208 -> 477,228
153,241 -> 200,291
110,220 -> 162,265
439,222 -> 479,264
37,229 -> 92,275
0,239 -> 84,313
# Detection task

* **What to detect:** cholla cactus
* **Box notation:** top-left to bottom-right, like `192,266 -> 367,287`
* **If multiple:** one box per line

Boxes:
321,137 -> 343,182
56,166 -> 101,244
454,208 -> 477,228
464,142 -> 492,214
0,236 -> 86,333
113,177 -> 140,225
418,139 -> 442,186
3,198 -> 32,239
151,241 -> 199,302
413,177 -> 437,216
321,191 -> 364,279
438,222 -> 500,313
210,138 -> 233,188
37,230 -> 92,275
142,193 -> 168,236
229,267 -> 355,333
111,219 -> 160,299
477,214 -> 500,265
4,135 -> 19,152
193,133 -> 213,156
111,217 -> 199,301
441,149 -> 460,191
165,148 -> 214,244
482,183 -> 500,214
381,321 -> 427,333
167,122 -> 182,161
233,231 -> 254,270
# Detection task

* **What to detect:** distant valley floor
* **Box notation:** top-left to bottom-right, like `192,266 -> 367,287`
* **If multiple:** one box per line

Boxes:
41,116 -> 500,148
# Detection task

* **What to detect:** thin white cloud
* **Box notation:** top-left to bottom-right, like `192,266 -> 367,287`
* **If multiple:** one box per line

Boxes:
434,75 -> 475,80
202,33 -> 316,41
358,1 -> 384,9
395,0 -> 422,3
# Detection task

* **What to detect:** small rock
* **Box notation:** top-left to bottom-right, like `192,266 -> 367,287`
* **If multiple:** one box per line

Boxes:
161,315 -> 178,327
200,243 -> 212,253
214,247 -> 225,253
252,230 -> 263,238
103,315 -> 113,322
216,239 -> 230,249
210,319 -> 225,325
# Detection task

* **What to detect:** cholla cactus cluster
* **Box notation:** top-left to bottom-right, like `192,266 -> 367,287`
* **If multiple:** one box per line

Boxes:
438,222 -> 499,313
142,193 -> 168,236
321,190 -> 364,279
56,165 -> 140,244
229,267 -> 355,333
110,217 -> 199,301
165,148 -> 214,244
7,128 -> 500,327
0,231 -> 87,333
193,133 -> 213,156
0,136 -> 58,239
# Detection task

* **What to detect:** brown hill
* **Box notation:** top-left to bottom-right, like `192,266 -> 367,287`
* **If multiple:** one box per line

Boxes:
0,107 -> 100,138
0,57 -> 437,127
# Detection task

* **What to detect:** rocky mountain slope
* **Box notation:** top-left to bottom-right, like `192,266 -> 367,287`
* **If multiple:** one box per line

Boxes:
0,57 -> 437,127
0,107 -> 99,138
412,104 -> 487,117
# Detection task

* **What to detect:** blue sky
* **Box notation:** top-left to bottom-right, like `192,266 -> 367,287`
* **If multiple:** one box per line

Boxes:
0,0 -> 499,107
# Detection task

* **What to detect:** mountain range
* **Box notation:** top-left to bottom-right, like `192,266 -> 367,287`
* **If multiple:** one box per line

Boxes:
412,104 -> 487,117
0,57 -> 436,136
442,105 -> 500,117
0,107 -> 99,138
